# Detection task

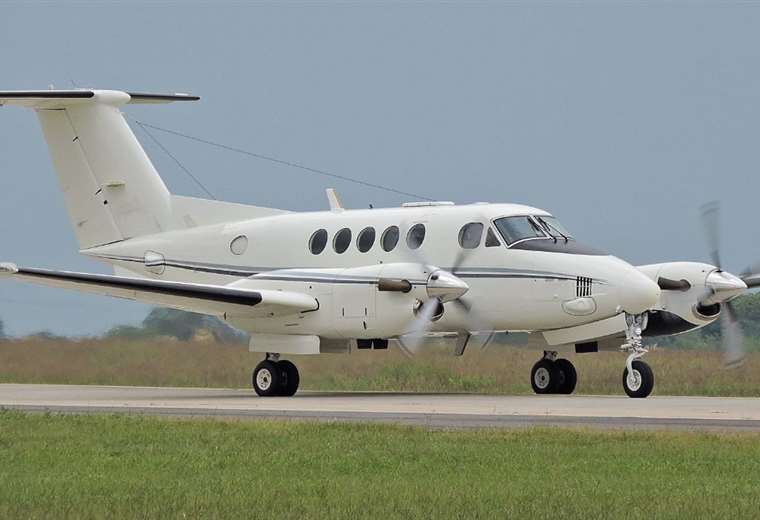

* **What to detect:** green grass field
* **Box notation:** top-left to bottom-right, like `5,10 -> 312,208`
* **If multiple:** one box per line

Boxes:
1,337 -> 759,396
0,411 -> 759,519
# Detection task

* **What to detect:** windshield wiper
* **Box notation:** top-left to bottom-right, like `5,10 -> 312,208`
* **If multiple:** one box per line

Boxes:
536,218 -> 557,243
539,217 -> 569,243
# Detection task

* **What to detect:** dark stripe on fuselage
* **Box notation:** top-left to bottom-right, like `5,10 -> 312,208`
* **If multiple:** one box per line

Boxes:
94,254 -> 593,284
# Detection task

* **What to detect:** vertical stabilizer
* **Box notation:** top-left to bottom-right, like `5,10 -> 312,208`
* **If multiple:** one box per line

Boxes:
1,89 -> 197,249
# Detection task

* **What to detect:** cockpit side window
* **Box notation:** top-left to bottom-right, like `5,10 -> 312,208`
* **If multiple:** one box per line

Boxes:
493,216 -> 546,245
485,227 -> 501,247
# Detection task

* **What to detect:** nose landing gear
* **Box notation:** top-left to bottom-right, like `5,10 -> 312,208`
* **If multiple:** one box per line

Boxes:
620,314 -> 654,398
252,354 -> 301,397
530,352 -> 577,394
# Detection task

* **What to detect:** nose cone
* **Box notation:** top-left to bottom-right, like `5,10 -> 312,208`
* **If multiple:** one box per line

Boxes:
427,270 -> 469,303
619,267 -> 661,315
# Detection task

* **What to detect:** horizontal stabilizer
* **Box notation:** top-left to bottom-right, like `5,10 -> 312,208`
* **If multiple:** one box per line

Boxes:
0,89 -> 198,109
1,264 -> 317,318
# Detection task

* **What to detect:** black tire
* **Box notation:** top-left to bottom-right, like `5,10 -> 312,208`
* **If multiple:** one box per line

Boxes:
554,358 -> 577,395
278,360 -> 300,397
622,360 -> 654,398
252,360 -> 282,397
530,359 -> 559,394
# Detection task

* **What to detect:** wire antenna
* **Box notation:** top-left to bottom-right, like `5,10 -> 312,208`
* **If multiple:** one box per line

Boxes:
133,120 -> 218,200
133,119 -> 435,202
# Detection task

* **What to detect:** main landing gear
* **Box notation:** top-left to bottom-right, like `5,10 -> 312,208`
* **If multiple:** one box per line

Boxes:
530,352 -> 577,395
252,354 -> 300,397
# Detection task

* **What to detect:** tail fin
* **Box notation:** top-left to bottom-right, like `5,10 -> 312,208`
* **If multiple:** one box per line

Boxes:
0,89 -> 198,249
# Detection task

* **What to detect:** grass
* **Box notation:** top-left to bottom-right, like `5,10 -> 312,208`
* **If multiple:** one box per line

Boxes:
0,411 -> 759,519
1,337 -> 759,396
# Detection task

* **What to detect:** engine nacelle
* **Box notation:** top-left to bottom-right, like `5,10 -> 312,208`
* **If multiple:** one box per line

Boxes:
230,262 -> 462,340
637,262 -> 720,337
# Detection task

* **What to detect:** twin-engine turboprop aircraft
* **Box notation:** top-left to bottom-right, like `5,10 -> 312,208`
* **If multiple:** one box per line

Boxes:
1,89 -> 757,398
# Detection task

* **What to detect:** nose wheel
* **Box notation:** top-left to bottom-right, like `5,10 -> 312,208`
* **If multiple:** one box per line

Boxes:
530,353 -> 577,394
252,356 -> 300,397
622,359 -> 654,398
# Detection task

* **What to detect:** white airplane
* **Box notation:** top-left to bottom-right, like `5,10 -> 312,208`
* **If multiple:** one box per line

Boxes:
1,89 -> 757,398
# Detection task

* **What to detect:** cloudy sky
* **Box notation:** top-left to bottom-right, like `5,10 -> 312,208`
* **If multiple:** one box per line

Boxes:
1,1 -> 759,335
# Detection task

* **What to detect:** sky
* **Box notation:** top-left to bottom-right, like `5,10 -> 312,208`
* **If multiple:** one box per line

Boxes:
1,1 -> 759,336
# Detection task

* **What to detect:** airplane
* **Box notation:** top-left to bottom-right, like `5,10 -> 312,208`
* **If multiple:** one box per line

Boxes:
1,89 -> 757,399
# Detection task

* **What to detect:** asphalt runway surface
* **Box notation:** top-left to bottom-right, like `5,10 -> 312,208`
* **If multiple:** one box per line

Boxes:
1,384 -> 759,431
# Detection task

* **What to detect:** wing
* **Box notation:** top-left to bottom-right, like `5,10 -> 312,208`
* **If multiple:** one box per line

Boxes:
0,263 -> 317,318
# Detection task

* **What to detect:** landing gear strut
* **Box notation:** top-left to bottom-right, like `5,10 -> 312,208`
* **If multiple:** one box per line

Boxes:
252,354 -> 300,397
530,352 -> 577,395
620,314 -> 654,398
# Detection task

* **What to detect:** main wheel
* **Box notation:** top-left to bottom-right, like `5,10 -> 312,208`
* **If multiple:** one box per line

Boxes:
622,360 -> 654,398
252,360 -> 282,397
554,358 -> 577,394
530,359 -> 559,394
278,360 -> 300,397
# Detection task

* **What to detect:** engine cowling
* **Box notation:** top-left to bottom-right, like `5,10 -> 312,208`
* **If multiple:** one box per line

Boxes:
637,262 -> 720,337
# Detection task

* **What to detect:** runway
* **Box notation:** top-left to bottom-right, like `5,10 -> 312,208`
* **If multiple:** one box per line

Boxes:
1,384 -> 759,431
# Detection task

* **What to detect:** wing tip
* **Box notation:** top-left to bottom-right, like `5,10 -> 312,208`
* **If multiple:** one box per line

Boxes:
127,92 -> 200,103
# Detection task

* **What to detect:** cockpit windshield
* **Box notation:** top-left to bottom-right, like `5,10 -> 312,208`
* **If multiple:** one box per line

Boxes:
493,215 -> 573,246
493,216 -> 545,245
535,216 -> 573,240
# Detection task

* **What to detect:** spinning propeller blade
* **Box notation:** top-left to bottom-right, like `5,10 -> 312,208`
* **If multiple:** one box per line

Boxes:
698,201 -> 750,368
401,297 -> 444,354
721,301 -> 746,368
700,201 -> 722,269
447,246 -> 495,338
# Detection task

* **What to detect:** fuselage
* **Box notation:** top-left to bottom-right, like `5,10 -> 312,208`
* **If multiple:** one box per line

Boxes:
85,202 -> 661,339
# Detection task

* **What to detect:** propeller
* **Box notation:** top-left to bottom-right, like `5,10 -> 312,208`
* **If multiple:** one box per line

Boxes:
700,201 -> 722,269
721,301 -> 745,369
698,201 -> 754,368
394,226 -> 492,354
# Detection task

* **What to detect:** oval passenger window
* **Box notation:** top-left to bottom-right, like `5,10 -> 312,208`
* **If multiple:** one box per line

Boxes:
381,226 -> 400,252
458,223 -> 483,249
357,227 -> 376,253
309,229 -> 328,255
406,224 -> 426,250
333,228 -> 352,254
